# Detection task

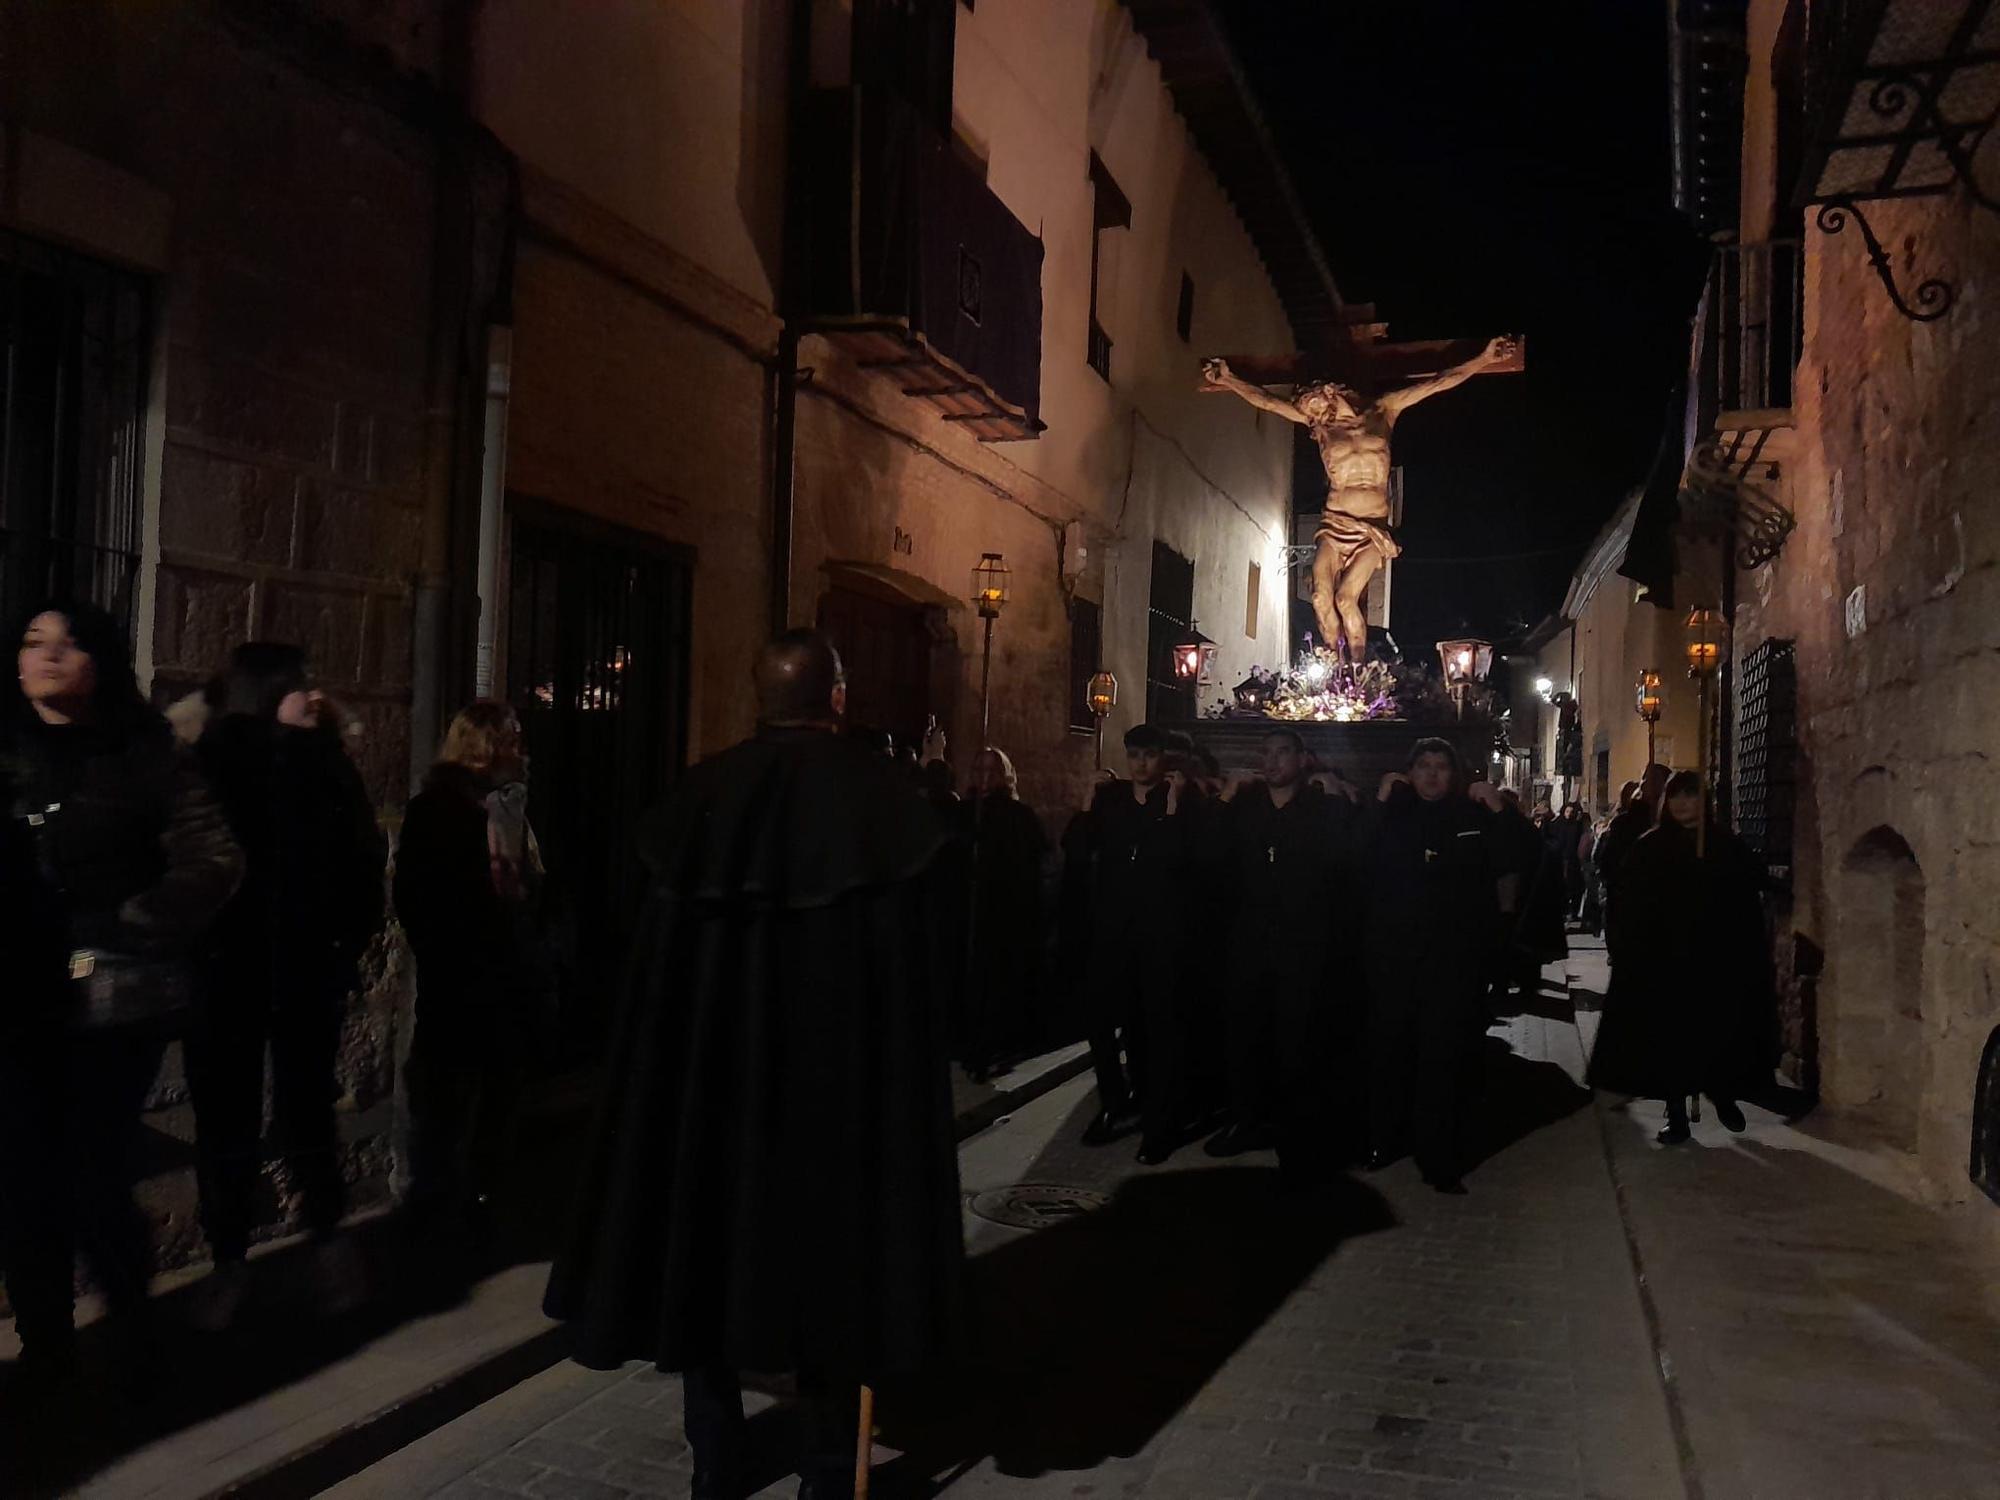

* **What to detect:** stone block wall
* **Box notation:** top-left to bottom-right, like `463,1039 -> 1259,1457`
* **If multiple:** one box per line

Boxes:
1730,190 -> 2000,1196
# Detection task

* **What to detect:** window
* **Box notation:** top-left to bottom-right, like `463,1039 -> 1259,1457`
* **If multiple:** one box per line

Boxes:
0,229 -> 149,633
1145,540 -> 1195,722
1086,151 -> 1130,383
1176,271 -> 1195,342
1245,560 -> 1260,639
1068,596 -> 1102,732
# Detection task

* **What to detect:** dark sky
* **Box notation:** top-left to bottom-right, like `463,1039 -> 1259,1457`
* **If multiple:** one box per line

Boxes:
1224,1 -> 1709,657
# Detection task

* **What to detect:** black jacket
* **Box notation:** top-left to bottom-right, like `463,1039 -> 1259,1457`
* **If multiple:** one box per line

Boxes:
1357,788 -> 1500,1006
1220,781 -> 1354,978
198,713 -> 386,986
1066,778 -> 1206,984
5,714 -> 242,960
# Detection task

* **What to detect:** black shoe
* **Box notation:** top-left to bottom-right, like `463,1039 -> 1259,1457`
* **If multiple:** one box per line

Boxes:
1423,1174 -> 1468,1196
1136,1136 -> 1175,1166
1363,1148 -> 1398,1172
1082,1106 -> 1140,1146
1204,1122 -> 1276,1158
693,1465 -> 746,1500
1713,1099 -> 1747,1133
1656,1122 -> 1691,1146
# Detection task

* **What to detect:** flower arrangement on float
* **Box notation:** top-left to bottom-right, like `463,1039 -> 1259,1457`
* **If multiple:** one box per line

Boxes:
1212,642 -> 1404,722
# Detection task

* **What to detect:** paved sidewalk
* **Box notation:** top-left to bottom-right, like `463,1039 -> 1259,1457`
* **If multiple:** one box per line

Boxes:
325,947 -> 2000,1499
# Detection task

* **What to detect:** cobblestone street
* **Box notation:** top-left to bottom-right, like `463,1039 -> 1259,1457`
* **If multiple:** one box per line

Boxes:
331,942 -> 2000,1500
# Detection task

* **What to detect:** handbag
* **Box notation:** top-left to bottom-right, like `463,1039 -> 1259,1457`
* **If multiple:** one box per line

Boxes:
66,948 -> 198,1035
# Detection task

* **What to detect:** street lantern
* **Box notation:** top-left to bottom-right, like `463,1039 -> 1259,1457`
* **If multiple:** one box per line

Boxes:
972,552 -> 1011,619
1683,608 -> 1726,679
971,552 -> 1011,743
1683,608 -> 1729,854
1171,621 -> 1216,684
1634,667 -> 1663,769
1087,669 -> 1117,769
1533,675 -> 1554,702
1436,636 -> 1492,718
1232,669 -> 1273,713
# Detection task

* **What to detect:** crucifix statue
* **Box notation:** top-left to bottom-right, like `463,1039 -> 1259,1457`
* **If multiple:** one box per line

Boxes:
1201,331 -> 1523,663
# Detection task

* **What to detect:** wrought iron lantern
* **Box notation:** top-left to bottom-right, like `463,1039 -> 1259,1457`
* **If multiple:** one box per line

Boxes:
1087,669 -> 1117,719
1171,622 -> 1216,683
1436,637 -> 1494,685
971,552 -> 1011,619
1684,609 -> 1727,679
1232,669 -> 1272,712
1635,669 -> 1664,721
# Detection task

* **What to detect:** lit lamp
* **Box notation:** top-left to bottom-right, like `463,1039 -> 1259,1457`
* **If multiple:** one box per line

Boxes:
1171,622 -> 1216,684
1683,608 -> 1729,854
1436,636 -> 1494,718
1087,668 -> 1117,769
1634,668 -> 1663,767
971,552 -> 1010,743
1232,670 -> 1272,713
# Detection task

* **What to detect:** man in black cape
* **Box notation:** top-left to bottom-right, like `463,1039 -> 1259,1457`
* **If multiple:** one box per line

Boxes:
1594,762 -> 1667,962
1205,729 -> 1359,1175
545,631 -> 962,1499
1357,738 -> 1511,1194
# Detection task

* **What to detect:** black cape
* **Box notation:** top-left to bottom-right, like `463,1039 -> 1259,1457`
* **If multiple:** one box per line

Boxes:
544,727 -> 963,1380
1586,820 -> 1774,1101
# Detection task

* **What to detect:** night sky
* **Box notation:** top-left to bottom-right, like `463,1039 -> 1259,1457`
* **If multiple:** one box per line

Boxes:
1224,1 -> 1710,657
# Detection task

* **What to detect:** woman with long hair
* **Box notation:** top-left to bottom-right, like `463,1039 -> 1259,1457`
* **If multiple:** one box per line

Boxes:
1586,770 -> 1774,1142
1,601 -> 241,1382
393,699 -> 548,1278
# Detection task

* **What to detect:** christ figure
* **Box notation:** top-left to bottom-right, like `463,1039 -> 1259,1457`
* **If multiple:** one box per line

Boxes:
1202,335 -> 1520,663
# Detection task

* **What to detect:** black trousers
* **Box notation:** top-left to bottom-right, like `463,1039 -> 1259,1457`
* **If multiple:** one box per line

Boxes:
1087,963 -> 1188,1140
402,1012 -> 526,1235
0,1032 -> 167,1355
1367,980 -> 1484,1181
684,1366 -> 860,1490
187,965 -> 348,1262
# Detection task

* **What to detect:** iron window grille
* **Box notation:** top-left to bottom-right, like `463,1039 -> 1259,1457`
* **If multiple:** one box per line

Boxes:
0,229 -> 149,635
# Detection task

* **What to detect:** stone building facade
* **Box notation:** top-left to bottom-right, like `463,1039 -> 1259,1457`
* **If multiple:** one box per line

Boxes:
1,0 -> 1330,1278
1715,0 -> 2000,1207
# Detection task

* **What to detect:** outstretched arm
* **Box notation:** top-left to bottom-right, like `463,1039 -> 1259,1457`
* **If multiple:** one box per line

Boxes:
1377,335 -> 1520,418
1200,357 -> 1309,426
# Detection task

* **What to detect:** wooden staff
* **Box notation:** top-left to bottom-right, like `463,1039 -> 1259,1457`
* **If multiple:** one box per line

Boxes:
854,1383 -> 875,1497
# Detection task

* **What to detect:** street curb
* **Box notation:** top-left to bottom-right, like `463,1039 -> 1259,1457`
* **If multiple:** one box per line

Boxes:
204,1045 -> 1096,1499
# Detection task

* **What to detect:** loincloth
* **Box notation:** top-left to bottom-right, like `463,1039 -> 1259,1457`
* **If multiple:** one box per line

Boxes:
1314,508 -> 1401,568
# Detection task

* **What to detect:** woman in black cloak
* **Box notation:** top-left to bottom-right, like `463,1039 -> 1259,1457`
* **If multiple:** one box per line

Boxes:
1586,771 -> 1774,1143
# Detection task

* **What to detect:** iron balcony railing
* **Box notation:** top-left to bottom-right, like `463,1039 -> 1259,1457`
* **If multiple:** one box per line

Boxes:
1707,238 -> 1805,418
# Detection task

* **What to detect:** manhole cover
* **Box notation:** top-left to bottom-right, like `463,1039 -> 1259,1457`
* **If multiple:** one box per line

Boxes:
967,1183 -> 1108,1230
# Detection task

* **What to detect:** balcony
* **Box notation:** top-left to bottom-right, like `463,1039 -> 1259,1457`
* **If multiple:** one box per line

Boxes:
798,86 -> 1045,442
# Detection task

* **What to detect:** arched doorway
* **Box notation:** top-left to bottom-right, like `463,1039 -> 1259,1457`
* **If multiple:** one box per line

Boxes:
1829,825 -> 1926,1151
1972,1025 -> 2000,1205
814,564 -> 958,754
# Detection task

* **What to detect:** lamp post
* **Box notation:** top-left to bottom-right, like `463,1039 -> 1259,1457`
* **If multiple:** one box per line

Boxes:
972,552 -> 1010,745
1684,608 -> 1728,855
1436,636 -> 1494,719
1087,669 -> 1117,769
1634,667 -> 1663,768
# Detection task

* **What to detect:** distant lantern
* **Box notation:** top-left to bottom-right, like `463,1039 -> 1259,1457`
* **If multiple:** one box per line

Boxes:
1171,622 -> 1216,683
1634,668 -> 1664,722
1534,675 -> 1555,701
1087,670 -> 1118,719
1684,609 -> 1727,679
1233,670 -> 1272,712
1435,637 -> 1494,685
972,552 -> 1011,619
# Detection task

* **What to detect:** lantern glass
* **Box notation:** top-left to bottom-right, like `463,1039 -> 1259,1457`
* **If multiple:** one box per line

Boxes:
1087,669 -> 1117,717
972,552 -> 1010,617
1171,623 -> 1215,683
1684,608 -> 1727,678
1436,637 -> 1494,684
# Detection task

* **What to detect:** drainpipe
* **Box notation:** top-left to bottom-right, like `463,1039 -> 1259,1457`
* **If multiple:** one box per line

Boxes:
473,326 -> 512,697
769,0 -> 814,635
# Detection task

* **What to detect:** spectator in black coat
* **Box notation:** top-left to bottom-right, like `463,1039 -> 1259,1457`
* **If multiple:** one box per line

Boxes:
956,747 -> 1048,1081
394,700 -> 549,1277
181,644 -> 387,1328
2,601 -> 242,1381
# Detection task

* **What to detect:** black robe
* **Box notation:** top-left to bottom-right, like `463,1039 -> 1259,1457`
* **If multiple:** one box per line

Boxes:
955,791 -> 1048,1066
1587,820 -> 1774,1102
544,727 -> 963,1381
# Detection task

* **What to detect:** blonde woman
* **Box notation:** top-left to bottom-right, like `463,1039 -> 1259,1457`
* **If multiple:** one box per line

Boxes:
393,701 -> 546,1278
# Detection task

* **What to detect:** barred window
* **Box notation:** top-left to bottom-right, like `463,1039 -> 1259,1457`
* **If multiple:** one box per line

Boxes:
0,229 -> 149,634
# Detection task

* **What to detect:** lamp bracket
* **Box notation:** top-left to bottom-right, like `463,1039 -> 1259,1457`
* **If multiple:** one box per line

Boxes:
1814,197 -> 1955,322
